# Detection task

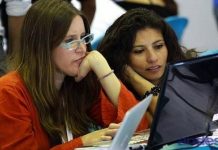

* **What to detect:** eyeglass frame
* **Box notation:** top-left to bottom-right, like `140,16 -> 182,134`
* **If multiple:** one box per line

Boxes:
60,33 -> 94,51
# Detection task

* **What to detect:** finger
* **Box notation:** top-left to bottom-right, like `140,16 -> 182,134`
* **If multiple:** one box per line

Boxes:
108,123 -> 121,129
105,129 -> 119,137
124,65 -> 132,79
75,57 -> 90,82
101,135 -> 113,141
125,65 -> 134,74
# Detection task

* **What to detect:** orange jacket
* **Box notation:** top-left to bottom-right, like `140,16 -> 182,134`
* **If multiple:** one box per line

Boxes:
0,71 -> 148,150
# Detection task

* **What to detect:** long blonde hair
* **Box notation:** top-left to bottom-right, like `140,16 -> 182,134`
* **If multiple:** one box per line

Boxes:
9,0 -> 100,145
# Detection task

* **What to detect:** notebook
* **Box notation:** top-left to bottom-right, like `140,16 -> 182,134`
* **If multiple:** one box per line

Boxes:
75,94 -> 152,150
146,54 -> 218,149
76,54 -> 218,150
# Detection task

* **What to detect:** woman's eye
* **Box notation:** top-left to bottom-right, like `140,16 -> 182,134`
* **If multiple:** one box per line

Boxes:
133,49 -> 144,54
65,38 -> 74,43
64,34 -> 86,43
81,35 -> 86,39
154,44 -> 164,50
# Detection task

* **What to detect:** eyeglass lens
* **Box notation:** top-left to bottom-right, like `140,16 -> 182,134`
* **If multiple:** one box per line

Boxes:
62,33 -> 94,50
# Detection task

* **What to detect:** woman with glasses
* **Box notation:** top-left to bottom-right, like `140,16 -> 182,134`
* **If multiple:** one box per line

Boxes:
99,8 -> 186,123
0,0 -> 148,149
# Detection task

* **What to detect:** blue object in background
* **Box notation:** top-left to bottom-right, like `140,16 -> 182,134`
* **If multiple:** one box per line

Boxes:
198,49 -> 218,57
165,16 -> 188,42
214,0 -> 218,6
92,16 -> 189,49
91,35 -> 103,50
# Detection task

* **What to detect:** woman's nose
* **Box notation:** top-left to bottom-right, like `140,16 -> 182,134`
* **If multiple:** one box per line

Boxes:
74,42 -> 87,53
146,50 -> 158,63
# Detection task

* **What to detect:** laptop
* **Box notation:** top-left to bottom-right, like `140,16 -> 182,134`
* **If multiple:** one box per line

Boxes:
75,94 -> 153,150
146,53 -> 218,149
76,54 -> 218,150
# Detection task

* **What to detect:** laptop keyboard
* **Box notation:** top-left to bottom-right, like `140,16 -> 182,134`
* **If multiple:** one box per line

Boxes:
129,132 -> 149,145
92,130 -> 150,147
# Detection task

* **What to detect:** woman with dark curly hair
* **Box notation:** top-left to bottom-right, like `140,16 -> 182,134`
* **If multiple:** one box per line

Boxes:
99,8 -> 186,123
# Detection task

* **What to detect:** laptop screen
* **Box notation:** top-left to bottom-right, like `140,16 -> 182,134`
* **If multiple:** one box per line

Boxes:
147,54 -> 218,149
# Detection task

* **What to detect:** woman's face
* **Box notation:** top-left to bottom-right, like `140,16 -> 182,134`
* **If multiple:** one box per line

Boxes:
129,28 -> 168,85
52,15 -> 87,77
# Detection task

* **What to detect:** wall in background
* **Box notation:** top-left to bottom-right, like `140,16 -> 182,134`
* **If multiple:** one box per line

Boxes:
75,0 -> 218,52
90,0 -> 125,45
176,0 -> 218,51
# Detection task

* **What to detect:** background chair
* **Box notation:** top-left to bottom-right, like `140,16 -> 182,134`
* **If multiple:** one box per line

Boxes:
198,49 -> 218,57
165,16 -> 188,42
92,16 -> 189,49
91,35 -> 103,50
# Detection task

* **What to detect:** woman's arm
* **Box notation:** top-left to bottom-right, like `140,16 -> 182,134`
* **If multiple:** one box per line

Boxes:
88,83 -> 149,130
75,51 -> 121,106
125,66 -> 158,116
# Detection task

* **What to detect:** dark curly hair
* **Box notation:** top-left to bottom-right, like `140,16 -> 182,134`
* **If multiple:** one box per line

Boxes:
99,8 -> 186,83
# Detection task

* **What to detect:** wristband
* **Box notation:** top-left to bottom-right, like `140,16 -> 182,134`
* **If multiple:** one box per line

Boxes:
98,70 -> 114,81
142,86 -> 161,99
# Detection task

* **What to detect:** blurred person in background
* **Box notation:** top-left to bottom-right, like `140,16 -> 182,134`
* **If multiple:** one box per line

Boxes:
0,0 -> 31,76
32,0 -> 96,25
113,0 -> 178,18
75,0 -> 96,25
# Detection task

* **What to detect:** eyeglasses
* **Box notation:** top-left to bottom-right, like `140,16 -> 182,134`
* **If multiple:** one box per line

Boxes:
61,33 -> 94,51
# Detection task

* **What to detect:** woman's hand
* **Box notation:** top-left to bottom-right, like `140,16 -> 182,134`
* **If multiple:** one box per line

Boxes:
75,51 -> 109,82
124,65 -> 139,83
81,123 -> 120,146
124,65 -> 157,118
75,51 -> 121,106
124,65 -> 153,95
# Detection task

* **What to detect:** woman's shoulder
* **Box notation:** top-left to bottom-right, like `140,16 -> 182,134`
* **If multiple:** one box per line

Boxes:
0,71 -> 26,93
0,71 -> 33,106
0,71 -> 22,85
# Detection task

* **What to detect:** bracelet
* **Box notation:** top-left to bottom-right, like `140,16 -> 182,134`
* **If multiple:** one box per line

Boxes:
98,70 -> 114,81
142,86 -> 161,99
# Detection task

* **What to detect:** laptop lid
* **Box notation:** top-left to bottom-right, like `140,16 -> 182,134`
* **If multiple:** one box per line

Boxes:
109,94 -> 152,150
75,95 -> 152,150
147,54 -> 218,149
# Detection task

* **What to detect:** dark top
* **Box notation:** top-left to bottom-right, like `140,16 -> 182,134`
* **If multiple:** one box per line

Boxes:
115,1 -> 177,18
